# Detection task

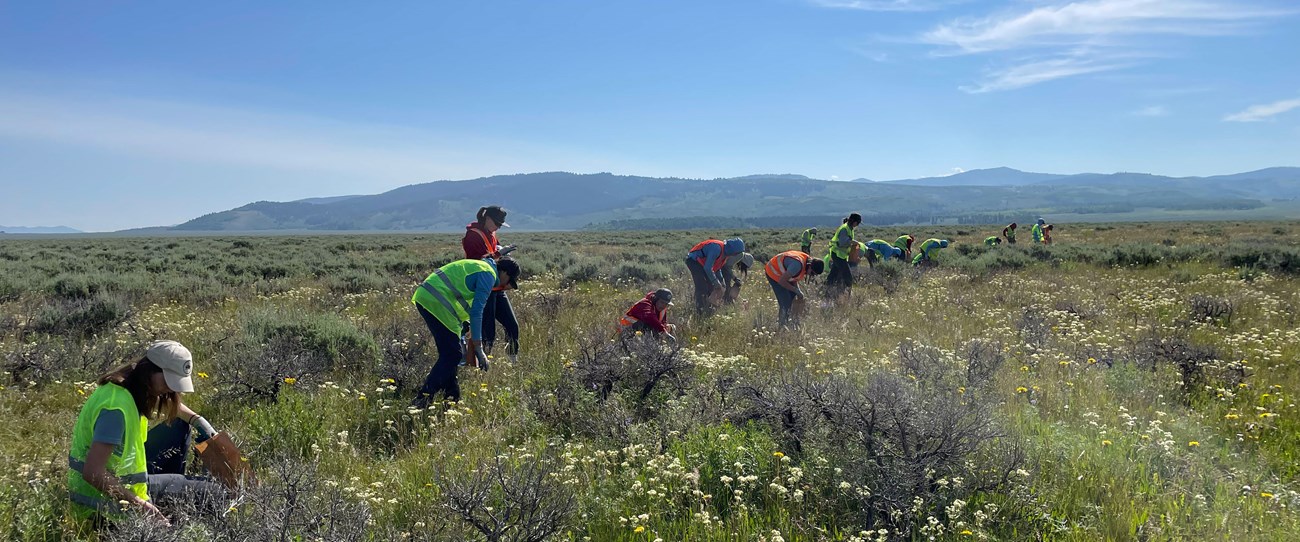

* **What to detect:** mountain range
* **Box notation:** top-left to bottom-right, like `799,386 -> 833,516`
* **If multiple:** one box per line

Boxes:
168,167 -> 1300,232
0,225 -> 83,234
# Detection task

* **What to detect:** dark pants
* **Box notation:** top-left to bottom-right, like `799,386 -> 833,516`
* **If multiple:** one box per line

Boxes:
800,244 -> 811,255
826,254 -> 852,296
481,290 -> 519,356
415,304 -> 463,405
769,277 -> 798,327
685,257 -> 717,315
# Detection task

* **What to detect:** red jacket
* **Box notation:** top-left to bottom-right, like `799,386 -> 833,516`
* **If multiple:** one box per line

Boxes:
463,223 -> 500,260
621,292 -> 668,333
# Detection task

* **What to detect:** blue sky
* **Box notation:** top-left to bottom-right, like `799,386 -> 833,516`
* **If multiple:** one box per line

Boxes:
2,0 -> 1298,231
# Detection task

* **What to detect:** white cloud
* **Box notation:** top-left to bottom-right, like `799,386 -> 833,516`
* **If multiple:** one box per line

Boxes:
948,167 -> 965,175
961,55 -> 1129,93
808,0 -> 961,12
0,90 -> 633,182
1133,105 -> 1169,116
923,0 -> 1285,54
918,0 -> 1292,91
1224,97 -> 1300,122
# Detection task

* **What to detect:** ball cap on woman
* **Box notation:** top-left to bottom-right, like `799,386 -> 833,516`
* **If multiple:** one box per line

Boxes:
146,340 -> 195,393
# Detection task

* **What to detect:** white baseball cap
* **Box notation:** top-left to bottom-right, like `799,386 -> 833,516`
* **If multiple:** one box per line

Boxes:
146,340 -> 195,393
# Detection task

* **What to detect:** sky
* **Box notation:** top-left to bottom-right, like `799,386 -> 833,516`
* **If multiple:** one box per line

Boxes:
2,0 -> 1299,231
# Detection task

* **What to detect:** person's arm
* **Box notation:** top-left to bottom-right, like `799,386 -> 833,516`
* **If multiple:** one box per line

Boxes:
701,245 -> 723,287
779,259 -> 803,296
466,271 -> 496,340
640,305 -> 668,333
174,398 -> 217,441
836,228 -> 853,248
719,259 -> 737,286
84,412 -> 168,523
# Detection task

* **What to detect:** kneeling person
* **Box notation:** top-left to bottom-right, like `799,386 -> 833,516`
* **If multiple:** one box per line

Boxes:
619,288 -> 677,341
68,341 -> 226,526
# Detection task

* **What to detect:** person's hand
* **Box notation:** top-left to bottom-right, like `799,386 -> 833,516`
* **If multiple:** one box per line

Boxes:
465,339 -> 489,371
135,497 -> 170,526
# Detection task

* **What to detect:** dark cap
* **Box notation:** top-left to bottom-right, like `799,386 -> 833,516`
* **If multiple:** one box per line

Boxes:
495,258 -> 520,290
482,205 -> 509,228
652,288 -> 673,305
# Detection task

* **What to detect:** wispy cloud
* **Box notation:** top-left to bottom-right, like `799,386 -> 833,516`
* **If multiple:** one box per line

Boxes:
1224,97 -> 1300,122
961,55 -> 1130,93
919,0 -> 1292,91
808,0 -> 962,12
923,0 -> 1285,54
0,90 -> 629,182
1133,105 -> 1169,116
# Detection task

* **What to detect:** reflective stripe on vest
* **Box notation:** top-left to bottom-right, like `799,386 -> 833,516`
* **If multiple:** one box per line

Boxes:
689,240 -> 728,272
619,315 -> 640,328
766,251 -> 808,282
68,383 -> 150,517
412,259 -> 495,335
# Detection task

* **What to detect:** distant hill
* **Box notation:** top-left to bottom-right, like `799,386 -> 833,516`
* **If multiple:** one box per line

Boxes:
170,168 -> 1300,232
0,225 -> 83,234
880,167 -> 1065,186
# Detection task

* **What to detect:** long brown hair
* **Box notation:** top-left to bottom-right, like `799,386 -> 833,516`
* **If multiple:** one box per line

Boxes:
97,358 -> 179,421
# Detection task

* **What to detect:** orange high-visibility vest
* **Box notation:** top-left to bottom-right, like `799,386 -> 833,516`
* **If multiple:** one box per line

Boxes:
689,240 -> 728,272
765,251 -> 809,283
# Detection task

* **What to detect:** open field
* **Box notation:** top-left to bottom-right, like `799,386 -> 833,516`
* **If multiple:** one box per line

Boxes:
2,222 -> 1300,541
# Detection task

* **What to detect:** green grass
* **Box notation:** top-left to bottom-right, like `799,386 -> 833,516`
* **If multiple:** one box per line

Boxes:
2,222 -> 1299,540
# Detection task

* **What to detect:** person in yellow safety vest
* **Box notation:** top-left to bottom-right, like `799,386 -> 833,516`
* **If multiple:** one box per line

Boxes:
863,239 -> 903,268
912,238 -> 950,266
618,288 -> 677,342
411,257 -> 520,408
893,234 -> 915,259
985,236 -> 1003,246
1003,223 -> 1017,244
799,227 -> 818,255
1031,218 -> 1046,243
68,341 -> 225,526
766,251 -> 824,327
825,213 -> 862,298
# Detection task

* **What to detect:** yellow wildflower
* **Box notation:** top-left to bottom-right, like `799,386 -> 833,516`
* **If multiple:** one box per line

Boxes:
197,372 -> 210,378
1262,492 -> 1274,498
283,377 -> 297,385
1015,387 -> 1028,394
1087,357 -> 1097,364
773,451 -> 785,459
1188,441 -> 1200,447
960,530 -> 974,536
1102,440 -> 1112,446
634,526 -> 646,533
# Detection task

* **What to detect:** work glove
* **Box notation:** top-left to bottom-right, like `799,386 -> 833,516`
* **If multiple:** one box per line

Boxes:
498,245 -> 517,257
190,415 -> 218,443
465,339 -> 489,372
